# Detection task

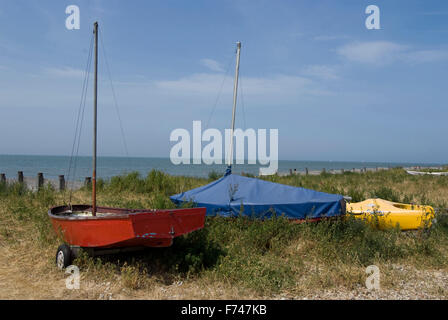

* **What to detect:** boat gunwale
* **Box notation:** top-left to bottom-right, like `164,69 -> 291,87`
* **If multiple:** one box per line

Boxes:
48,205 -> 203,221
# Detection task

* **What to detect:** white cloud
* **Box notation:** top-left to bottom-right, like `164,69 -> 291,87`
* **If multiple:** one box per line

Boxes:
337,41 -> 407,65
303,65 -> 339,80
200,58 -> 225,72
44,66 -> 84,78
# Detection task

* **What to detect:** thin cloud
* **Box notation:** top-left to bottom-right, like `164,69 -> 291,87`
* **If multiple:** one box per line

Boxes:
290,32 -> 306,38
405,49 -> 448,64
303,65 -> 339,80
154,72 -> 330,101
337,41 -> 407,65
200,58 -> 225,72
337,41 -> 448,65
314,35 -> 350,41
421,11 -> 448,16
44,66 -> 84,78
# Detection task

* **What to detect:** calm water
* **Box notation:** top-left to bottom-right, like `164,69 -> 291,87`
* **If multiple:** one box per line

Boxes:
0,154 -> 442,180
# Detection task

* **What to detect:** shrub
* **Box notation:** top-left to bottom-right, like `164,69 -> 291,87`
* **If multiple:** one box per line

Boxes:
208,170 -> 220,180
370,186 -> 401,202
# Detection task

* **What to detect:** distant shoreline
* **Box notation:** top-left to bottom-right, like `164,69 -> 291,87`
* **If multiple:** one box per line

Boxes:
0,154 -> 445,180
0,153 -> 445,166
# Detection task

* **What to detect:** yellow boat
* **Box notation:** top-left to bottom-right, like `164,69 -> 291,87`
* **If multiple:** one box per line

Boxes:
346,198 -> 435,231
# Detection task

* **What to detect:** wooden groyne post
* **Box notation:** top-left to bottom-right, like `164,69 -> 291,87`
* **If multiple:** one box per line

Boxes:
37,172 -> 44,190
18,171 -> 24,184
0,172 -> 86,192
59,175 -> 65,191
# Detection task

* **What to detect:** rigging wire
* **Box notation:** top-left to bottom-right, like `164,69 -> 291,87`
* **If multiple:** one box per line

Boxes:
65,25 -> 132,206
65,34 -> 93,205
238,67 -> 247,130
204,52 -> 235,130
70,61 -> 91,204
99,28 -> 130,161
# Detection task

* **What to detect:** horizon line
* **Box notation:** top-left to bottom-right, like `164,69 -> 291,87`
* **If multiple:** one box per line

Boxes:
0,153 -> 445,165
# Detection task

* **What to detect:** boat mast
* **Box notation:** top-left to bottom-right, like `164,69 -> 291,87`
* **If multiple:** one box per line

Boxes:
92,22 -> 98,216
227,41 -> 241,171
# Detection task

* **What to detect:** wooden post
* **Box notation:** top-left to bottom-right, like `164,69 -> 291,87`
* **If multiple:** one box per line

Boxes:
37,173 -> 44,189
0,173 -> 5,184
305,168 -> 308,175
363,167 -> 366,173
18,171 -> 23,184
289,169 -> 292,176
59,175 -> 65,191
341,169 -> 344,174
322,168 -> 326,174
85,177 -> 92,187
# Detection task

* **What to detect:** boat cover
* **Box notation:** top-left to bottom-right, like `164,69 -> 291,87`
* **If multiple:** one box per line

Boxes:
170,173 -> 345,219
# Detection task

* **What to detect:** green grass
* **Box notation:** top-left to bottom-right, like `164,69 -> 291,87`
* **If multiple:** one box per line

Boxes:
1,168 -> 448,295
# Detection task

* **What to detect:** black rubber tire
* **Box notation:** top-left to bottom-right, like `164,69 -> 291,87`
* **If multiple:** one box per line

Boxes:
56,244 -> 72,270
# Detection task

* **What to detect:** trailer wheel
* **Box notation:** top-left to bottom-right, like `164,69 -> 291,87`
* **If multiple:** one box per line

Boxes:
56,244 -> 72,270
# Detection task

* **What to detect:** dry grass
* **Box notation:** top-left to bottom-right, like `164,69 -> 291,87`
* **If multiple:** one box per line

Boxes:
0,169 -> 448,300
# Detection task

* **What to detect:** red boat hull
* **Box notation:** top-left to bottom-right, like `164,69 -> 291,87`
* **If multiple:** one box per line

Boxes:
48,205 -> 206,248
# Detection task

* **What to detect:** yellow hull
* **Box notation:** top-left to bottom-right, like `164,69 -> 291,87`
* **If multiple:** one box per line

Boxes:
346,198 -> 434,231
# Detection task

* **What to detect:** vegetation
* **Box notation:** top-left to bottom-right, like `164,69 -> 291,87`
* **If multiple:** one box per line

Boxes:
414,166 -> 448,173
0,168 -> 447,298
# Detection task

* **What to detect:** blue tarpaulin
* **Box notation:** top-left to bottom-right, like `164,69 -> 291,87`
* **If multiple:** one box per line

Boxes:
170,173 -> 346,219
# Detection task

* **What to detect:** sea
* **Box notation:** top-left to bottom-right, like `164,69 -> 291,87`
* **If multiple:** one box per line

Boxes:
0,154 -> 443,181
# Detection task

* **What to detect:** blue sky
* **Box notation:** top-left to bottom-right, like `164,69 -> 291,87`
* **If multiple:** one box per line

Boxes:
1,0 -> 448,163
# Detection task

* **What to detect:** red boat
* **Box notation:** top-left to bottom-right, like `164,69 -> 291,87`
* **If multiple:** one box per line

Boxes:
49,205 -> 206,269
49,205 -> 205,248
49,22 -> 206,269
